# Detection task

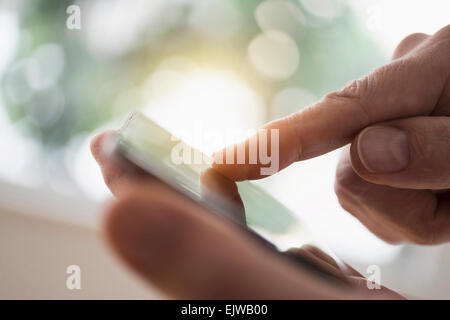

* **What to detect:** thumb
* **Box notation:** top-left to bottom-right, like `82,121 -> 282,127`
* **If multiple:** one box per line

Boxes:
101,183 -> 356,299
350,116 -> 450,190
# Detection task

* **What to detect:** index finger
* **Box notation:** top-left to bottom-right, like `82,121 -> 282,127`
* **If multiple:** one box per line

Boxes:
213,40 -> 449,181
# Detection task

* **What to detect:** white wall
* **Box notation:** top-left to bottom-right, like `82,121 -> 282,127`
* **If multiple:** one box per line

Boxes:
0,209 -> 160,299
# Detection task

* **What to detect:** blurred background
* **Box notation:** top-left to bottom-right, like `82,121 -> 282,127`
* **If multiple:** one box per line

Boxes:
1,0 -> 450,299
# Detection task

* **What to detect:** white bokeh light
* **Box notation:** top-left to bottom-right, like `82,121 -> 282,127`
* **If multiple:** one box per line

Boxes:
26,44 -> 65,91
348,0 -> 450,54
143,69 -> 265,154
154,55 -> 198,73
248,30 -> 300,80
84,0 -> 169,57
255,1 -> 306,35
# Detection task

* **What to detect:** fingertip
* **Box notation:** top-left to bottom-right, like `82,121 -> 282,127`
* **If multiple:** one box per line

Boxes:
90,130 -> 115,162
210,163 -> 248,182
211,160 -> 265,182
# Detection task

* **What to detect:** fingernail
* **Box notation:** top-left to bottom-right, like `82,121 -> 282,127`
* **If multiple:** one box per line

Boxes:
357,126 -> 410,173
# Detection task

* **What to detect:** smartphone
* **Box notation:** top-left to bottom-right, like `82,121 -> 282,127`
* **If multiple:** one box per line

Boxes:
112,111 -> 350,286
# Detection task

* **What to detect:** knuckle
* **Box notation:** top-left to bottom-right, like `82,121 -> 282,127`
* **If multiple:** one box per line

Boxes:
326,75 -> 373,126
432,24 -> 450,41
427,38 -> 450,59
331,63 -> 397,115
425,25 -> 450,62
283,111 -> 305,161
331,75 -> 370,101
393,33 -> 429,58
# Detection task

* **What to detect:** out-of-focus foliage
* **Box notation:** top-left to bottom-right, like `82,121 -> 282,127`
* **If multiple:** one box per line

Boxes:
1,0 -> 385,152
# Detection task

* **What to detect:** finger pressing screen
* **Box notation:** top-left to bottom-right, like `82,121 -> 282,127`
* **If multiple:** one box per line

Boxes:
213,33 -> 448,181
200,168 -> 246,224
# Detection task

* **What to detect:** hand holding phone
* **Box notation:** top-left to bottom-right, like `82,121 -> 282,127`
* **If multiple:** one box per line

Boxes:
90,113 -> 402,299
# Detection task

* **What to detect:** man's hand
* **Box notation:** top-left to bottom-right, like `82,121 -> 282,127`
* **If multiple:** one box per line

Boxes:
213,25 -> 450,245
91,132 -> 400,299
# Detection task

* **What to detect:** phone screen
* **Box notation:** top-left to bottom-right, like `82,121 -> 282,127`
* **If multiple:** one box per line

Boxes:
114,112 -> 348,282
